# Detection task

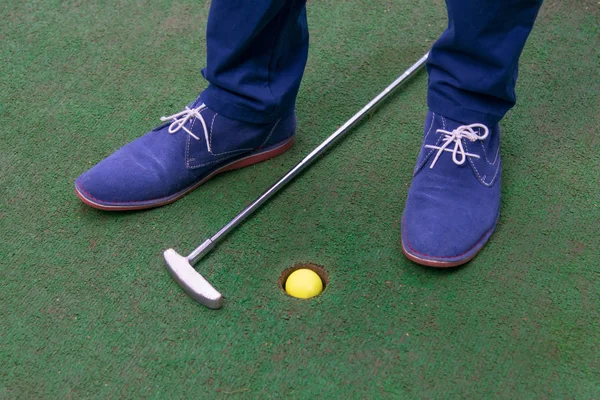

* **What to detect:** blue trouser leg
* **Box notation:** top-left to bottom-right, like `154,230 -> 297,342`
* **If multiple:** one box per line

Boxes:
200,0 -> 309,124
427,0 -> 544,126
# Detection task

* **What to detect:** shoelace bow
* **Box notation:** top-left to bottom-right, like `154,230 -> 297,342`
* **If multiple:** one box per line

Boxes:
160,103 -> 212,152
424,123 -> 489,169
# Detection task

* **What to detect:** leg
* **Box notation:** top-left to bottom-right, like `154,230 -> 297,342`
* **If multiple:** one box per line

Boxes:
201,0 -> 309,123
427,0 -> 544,126
402,0 -> 544,267
75,1 -> 308,210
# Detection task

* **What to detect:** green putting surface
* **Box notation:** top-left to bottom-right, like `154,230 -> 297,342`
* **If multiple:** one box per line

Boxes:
1,0 -> 599,398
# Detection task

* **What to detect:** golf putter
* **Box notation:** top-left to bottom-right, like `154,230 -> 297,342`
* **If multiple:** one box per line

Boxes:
164,53 -> 429,309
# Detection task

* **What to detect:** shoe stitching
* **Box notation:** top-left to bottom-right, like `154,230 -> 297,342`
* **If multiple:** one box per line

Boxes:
466,150 -> 501,187
187,152 -> 250,170
211,113 -> 218,137
474,126 -> 500,165
189,111 -> 196,131
188,132 -> 279,168
423,112 -> 436,141
259,118 -> 281,148
209,112 -> 218,151
414,113 -> 441,173
414,113 -> 445,174
185,108 -> 211,168
480,143 -> 500,165
185,134 -> 191,169
463,139 -> 501,187
186,111 -> 254,168
183,105 -> 209,142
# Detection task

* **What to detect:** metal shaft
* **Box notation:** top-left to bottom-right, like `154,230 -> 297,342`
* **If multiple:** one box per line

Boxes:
187,52 -> 429,264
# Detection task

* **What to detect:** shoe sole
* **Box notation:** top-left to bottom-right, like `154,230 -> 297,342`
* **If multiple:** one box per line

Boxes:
401,218 -> 497,268
401,244 -> 480,268
75,137 -> 294,211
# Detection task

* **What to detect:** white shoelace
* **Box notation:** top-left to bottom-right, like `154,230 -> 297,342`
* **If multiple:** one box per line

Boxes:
424,124 -> 489,169
160,103 -> 212,152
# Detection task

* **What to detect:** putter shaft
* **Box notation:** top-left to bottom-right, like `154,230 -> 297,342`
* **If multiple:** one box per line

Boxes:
166,53 -> 429,308
188,52 -> 428,264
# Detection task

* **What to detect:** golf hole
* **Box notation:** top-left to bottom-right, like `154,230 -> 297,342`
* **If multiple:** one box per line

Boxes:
279,263 -> 329,297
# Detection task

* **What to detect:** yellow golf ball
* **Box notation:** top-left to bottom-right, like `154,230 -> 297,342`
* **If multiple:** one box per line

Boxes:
285,269 -> 323,299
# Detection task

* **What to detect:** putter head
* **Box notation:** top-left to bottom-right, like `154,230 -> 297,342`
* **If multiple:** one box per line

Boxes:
163,248 -> 223,309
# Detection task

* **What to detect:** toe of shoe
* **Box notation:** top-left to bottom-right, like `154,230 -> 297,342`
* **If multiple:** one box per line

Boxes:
74,154 -> 170,210
401,208 -> 498,267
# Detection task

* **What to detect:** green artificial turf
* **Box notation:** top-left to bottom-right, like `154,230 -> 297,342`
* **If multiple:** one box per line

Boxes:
1,0 -> 599,398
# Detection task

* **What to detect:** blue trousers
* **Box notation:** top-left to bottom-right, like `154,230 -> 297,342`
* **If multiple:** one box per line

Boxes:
200,0 -> 543,126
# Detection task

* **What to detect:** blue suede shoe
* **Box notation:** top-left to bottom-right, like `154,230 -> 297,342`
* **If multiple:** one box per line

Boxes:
75,95 -> 295,210
401,111 -> 502,267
